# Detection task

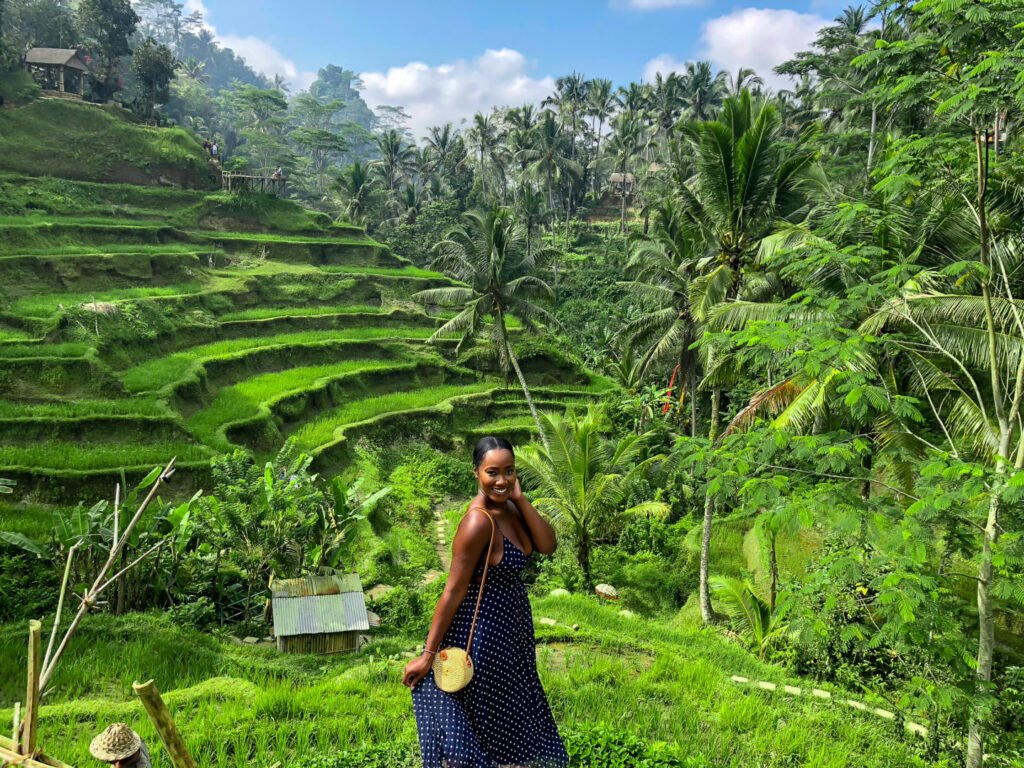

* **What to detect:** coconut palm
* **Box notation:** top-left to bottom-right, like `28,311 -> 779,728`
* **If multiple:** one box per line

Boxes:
413,207 -> 556,449
373,129 -> 416,194
543,72 -> 589,162
622,198 -> 705,436
587,78 -> 617,198
518,110 -> 582,213
679,61 -> 728,121
650,72 -> 685,142
516,407 -> 668,584
679,90 -> 817,624
467,111 -> 500,200
727,67 -> 764,97
514,183 -> 549,259
331,160 -> 378,224
605,111 -> 644,234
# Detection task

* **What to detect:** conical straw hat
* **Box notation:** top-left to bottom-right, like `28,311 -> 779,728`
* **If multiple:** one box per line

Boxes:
89,723 -> 142,761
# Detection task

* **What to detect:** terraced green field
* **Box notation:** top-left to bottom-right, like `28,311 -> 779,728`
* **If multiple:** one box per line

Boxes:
0,175 -> 605,499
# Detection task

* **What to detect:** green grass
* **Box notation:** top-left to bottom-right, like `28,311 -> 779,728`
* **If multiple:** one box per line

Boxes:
0,600 -> 924,768
218,304 -> 384,322
0,100 -> 214,187
119,328 -> 442,394
188,358 -> 425,449
0,398 -> 168,419
10,284 -> 205,318
292,382 -> 494,451
0,442 -> 212,472
0,342 -> 92,359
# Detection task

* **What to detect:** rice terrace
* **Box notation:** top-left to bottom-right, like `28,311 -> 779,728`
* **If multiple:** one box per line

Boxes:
0,0 -> 1023,766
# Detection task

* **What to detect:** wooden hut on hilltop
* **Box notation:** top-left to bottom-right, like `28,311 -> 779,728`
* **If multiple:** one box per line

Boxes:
270,573 -> 370,654
24,48 -> 88,97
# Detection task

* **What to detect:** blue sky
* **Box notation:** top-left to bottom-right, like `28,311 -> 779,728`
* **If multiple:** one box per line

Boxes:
189,0 -> 852,135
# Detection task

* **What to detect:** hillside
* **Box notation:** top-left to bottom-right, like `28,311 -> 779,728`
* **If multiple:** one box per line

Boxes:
0,99 -> 217,188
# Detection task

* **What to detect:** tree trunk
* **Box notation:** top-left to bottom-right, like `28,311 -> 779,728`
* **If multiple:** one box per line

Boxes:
699,385 -> 722,625
866,103 -> 878,175
967,127 -> 997,768
967,467 -> 1004,768
500,314 -> 551,454
620,163 -> 628,235
768,531 -> 778,613
577,534 -> 591,587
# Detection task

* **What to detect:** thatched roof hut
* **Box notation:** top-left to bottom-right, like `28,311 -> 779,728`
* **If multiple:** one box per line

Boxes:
24,48 -> 88,96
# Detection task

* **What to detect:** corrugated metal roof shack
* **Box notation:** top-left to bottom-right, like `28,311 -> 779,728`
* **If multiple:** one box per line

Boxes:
270,574 -> 370,654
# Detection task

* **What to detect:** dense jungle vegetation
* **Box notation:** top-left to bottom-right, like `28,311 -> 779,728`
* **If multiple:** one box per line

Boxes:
1,0 -> 1024,766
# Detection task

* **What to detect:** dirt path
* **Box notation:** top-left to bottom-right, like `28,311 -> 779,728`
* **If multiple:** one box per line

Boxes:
420,499 -> 452,586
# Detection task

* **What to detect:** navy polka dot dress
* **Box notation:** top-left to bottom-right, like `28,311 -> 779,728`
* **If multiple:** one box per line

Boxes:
412,531 -> 569,768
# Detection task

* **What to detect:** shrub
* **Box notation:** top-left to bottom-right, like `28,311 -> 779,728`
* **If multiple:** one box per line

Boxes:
167,596 -> 217,630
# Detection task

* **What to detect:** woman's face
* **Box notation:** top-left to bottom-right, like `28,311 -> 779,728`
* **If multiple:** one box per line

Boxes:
475,448 -> 516,503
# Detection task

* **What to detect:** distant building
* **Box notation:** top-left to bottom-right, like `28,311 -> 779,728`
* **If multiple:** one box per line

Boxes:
270,573 -> 370,655
24,48 -> 89,97
608,171 -> 636,196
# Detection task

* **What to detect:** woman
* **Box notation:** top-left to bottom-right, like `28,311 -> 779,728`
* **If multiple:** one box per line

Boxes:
403,437 -> 569,768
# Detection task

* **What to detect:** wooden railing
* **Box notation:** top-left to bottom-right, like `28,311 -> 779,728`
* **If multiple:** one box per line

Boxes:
220,172 -> 288,195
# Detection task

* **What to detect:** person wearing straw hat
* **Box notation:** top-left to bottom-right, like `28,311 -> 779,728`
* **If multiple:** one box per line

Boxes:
89,723 -> 152,767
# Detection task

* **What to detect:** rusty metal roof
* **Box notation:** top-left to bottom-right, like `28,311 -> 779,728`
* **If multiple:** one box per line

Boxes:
25,48 -> 88,70
271,573 -> 369,637
272,592 -> 370,637
271,573 -> 363,598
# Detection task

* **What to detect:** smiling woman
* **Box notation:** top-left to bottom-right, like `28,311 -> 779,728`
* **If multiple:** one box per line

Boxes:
403,436 -> 567,768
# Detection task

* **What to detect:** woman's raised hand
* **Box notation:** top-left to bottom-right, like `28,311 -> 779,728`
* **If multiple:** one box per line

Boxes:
509,478 -> 524,502
403,653 -> 433,689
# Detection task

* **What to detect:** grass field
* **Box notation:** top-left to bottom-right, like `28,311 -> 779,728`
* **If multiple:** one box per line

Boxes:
187,358 -> 426,449
291,382 -> 496,451
0,442 -> 212,472
0,596 -> 926,768
118,328 -> 443,394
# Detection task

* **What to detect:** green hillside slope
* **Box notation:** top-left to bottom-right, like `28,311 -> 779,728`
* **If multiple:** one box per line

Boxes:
0,99 -> 217,187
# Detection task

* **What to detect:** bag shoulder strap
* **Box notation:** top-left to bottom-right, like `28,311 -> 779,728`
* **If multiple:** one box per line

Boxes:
465,507 -> 496,655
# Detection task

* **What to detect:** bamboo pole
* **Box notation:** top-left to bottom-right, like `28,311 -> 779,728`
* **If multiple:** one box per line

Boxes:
39,460 -> 176,693
23,620 -> 42,756
12,702 -> 19,745
133,679 -> 197,768
0,738 -> 74,768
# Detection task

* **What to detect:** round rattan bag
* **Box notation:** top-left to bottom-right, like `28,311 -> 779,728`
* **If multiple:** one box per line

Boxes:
432,647 -> 475,692
431,508 -> 495,694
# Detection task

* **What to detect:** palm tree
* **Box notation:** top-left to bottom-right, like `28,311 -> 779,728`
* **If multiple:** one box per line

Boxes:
587,78 -> 617,198
518,110 -> 581,213
332,160 -> 378,224
679,61 -> 728,121
516,407 -> 668,584
605,111 -> 644,235
413,207 -> 557,450
373,129 -> 416,194
467,111 -> 500,200
680,91 -> 817,624
650,72 -> 684,142
543,72 -> 588,163
514,184 -> 549,260
727,67 -> 764,97
177,57 -> 207,82
622,198 -> 705,436
616,82 -> 652,117
272,73 -> 291,95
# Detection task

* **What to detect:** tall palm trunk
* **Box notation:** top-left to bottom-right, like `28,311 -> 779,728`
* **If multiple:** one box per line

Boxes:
498,312 -> 551,453
699,385 -> 722,624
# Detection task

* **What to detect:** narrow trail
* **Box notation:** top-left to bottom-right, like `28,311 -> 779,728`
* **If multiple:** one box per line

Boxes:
420,498 -> 452,586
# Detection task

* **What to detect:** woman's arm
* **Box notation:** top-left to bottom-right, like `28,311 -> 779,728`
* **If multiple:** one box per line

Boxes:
402,508 -> 493,688
510,480 -> 557,555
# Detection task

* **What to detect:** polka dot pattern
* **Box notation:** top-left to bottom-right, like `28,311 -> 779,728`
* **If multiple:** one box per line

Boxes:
412,534 -> 568,768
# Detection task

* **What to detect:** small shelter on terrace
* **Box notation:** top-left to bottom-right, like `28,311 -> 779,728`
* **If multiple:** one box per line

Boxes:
609,171 -> 636,196
24,48 -> 88,96
270,573 -> 370,654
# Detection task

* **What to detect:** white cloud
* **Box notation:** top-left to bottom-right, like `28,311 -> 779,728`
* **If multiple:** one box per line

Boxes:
701,8 -> 825,89
643,54 -> 689,83
182,1 -> 317,92
643,7 -> 825,90
360,49 -> 555,140
218,33 -> 317,91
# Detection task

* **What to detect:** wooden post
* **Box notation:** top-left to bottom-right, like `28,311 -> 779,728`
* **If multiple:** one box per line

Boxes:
57,66 -> 65,93
133,679 -> 197,768
22,620 -> 42,756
